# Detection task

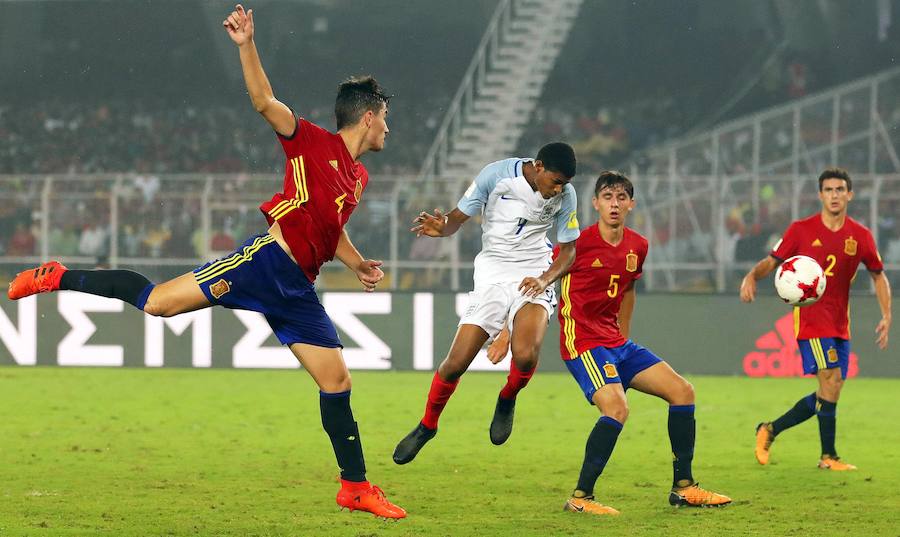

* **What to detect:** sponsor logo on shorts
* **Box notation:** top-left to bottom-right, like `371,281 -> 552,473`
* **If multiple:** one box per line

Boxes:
603,363 -> 619,378
210,278 -> 231,299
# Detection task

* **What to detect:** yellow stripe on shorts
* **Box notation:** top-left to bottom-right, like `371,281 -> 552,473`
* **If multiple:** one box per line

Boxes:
195,235 -> 275,284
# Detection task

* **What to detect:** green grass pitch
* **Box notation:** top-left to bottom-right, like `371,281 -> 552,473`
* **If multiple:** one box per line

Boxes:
1,367 -> 898,536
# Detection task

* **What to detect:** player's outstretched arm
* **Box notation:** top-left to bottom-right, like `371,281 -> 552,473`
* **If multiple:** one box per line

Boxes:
740,256 -> 778,303
411,208 -> 469,238
871,271 -> 892,349
519,240 -> 576,297
335,229 -> 384,292
223,4 -> 295,136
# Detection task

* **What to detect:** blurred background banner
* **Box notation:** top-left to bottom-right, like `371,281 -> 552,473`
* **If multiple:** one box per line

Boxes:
2,0 -> 898,373
1,292 -> 894,376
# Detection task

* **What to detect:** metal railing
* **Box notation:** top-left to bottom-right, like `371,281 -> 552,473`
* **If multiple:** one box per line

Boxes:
2,172 -> 898,293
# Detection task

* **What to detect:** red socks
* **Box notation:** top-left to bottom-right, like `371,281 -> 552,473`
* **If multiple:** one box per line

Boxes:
421,372 -> 459,430
499,363 -> 536,400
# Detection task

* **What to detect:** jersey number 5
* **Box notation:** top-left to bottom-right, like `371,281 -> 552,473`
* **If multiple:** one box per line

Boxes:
607,274 -> 620,297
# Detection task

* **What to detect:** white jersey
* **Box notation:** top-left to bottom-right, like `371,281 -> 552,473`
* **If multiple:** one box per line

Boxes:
457,158 -> 579,286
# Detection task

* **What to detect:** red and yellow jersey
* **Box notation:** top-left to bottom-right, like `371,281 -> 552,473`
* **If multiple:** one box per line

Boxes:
771,214 -> 883,340
259,117 -> 368,282
558,225 -> 649,359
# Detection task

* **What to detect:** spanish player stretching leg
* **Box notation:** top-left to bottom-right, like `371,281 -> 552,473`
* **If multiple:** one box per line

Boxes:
393,143 -> 580,464
741,167 -> 891,471
8,4 -> 405,519
493,172 -> 731,513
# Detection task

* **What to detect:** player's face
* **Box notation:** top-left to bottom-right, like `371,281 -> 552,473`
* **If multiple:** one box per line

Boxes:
365,104 -> 390,152
533,162 -> 570,199
818,178 -> 853,216
592,185 -> 634,227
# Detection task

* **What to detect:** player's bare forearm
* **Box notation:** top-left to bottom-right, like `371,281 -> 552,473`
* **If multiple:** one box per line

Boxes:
236,40 -> 294,135
335,229 -> 365,270
872,271 -> 892,348
539,241 -> 576,285
740,255 -> 778,302
618,285 -> 636,340
412,208 -> 469,238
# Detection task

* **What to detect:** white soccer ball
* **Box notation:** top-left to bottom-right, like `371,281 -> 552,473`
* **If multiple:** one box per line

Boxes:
774,255 -> 826,307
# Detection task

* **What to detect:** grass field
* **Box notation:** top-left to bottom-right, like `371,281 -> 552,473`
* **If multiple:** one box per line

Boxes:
1,367 -> 898,536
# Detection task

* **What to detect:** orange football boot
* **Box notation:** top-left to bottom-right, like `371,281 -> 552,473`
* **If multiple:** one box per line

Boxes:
818,456 -> 857,471
7,261 -> 67,300
336,480 -> 407,519
669,483 -> 732,507
563,496 -> 620,516
755,422 -> 775,465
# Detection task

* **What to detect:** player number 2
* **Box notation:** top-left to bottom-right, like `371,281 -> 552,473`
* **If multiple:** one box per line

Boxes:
824,254 -> 836,277
607,274 -> 620,298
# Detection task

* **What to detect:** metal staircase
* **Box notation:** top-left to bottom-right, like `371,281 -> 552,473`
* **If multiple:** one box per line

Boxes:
418,0 -> 583,182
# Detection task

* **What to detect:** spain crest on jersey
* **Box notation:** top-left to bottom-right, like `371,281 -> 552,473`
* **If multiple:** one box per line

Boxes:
354,178 -> 363,201
844,237 -> 857,256
626,251 -> 638,272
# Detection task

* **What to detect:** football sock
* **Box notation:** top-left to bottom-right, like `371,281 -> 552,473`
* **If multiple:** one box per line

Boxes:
421,372 -> 459,430
320,391 -> 366,482
771,392 -> 817,435
498,362 -> 536,400
575,416 -> 623,496
60,270 -> 154,310
816,397 -> 838,457
668,405 -> 695,488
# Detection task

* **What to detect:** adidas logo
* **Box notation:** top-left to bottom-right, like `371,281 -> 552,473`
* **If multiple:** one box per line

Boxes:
812,239 -> 822,247
742,313 -> 859,378
591,258 -> 603,268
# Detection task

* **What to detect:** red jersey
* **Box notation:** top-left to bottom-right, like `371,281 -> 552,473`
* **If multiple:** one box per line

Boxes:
259,117 -> 368,282
558,225 -> 649,359
771,214 -> 883,340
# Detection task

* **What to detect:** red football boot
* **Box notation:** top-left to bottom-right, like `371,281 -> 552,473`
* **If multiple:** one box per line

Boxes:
7,261 -> 67,300
336,480 -> 407,519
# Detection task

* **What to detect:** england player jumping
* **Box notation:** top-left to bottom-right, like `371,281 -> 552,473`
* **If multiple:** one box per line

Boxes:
491,171 -> 730,514
741,167 -> 891,471
7,4 -> 405,519
392,143 -> 580,464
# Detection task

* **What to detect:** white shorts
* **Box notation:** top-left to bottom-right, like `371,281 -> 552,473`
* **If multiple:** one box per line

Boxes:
458,281 -> 557,339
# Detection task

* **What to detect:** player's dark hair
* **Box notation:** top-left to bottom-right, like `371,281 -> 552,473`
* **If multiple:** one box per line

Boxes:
594,170 -> 634,199
335,75 -> 390,130
818,167 -> 852,192
536,142 -> 576,179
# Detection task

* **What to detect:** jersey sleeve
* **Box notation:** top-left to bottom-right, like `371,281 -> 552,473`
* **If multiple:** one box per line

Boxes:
555,184 -> 580,243
860,228 -> 885,272
771,222 -> 801,261
277,117 -> 330,158
456,160 -> 509,216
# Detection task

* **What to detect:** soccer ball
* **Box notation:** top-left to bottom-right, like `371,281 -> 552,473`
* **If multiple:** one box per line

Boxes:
774,255 -> 826,306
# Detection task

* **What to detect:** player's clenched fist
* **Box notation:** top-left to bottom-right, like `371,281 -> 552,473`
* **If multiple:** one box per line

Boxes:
224,4 -> 254,45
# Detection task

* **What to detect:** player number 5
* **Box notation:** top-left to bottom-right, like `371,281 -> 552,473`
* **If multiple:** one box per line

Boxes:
607,274 -> 620,298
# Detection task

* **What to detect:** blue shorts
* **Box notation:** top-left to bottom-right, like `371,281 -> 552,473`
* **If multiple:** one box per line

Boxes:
798,338 -> 849,379
193,234 -> 341,348
564,341 -> 663,403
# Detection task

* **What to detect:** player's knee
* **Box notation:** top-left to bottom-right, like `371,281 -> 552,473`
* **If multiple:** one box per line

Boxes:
510,344 -> 540,370
437,361 -> 464,382
677,380 -> 696,405
604,401 -> 629,423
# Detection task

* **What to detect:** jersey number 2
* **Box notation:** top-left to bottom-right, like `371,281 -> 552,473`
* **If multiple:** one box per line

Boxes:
824,254 -> 836,276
